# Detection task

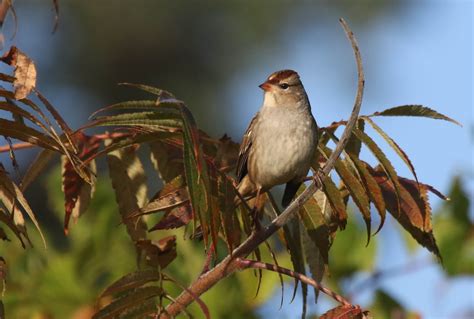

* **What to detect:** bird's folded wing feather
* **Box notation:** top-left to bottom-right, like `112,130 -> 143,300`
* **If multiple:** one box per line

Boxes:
236,112 -> 259,182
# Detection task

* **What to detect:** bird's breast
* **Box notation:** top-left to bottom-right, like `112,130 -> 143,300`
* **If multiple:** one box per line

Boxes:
249,107 -> 317,189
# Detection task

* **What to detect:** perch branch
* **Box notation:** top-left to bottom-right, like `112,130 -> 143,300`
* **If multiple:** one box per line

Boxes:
161,17 -> 365,318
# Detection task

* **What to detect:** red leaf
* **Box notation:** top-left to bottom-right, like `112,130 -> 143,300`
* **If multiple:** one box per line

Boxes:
371,166 -> 442,259
62,132 -> 99,233
320,305 -> 368,319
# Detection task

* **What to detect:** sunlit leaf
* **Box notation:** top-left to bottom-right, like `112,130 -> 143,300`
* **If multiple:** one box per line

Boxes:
106,141 -> 148,243
347,156 -> 386,234
352,127 -> 402,212
20,149 -> 55,190
362,116 -> 419,184
319,305 -> 368,319
320,145 -> 371,243
0,164 -> 45,246
370,104 -> 461,126
371,167 -> 441,259
0,46 -> 36,99
0,208 -> 25,247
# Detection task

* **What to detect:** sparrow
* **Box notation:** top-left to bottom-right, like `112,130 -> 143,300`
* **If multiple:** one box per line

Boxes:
236,69 -> 319,213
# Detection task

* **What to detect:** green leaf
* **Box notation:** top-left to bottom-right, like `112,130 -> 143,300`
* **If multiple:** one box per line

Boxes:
320,145 -> 371,244
363,116 -> 419,184
93,286 -> 162,319
282,218 -> 307,315
370,104 -> 461,126
320,174 -> 347,230
87,111 -> 182,130
352,127 -> 402,212
345,118 -> 364,157
298,187 -> 329,303
435,177 -> 473,275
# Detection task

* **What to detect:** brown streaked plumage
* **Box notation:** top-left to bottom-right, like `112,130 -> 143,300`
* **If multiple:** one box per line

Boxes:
236,69 -> 318,212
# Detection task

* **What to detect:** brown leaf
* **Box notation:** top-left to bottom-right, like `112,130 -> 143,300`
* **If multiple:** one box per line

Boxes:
1,46 -> 37,100
62,132 -> 99,234
320,305 -> 369,319
149,140 -> 184,183
136,236 -> 177,269
149,202 -> 193,231
213,134 -> 240,172
371,166 -> 442,259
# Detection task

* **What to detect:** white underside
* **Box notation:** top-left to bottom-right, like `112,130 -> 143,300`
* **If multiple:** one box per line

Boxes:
249,106 -> 317,189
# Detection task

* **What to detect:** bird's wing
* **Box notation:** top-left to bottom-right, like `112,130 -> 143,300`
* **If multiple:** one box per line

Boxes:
236,112 -> 259,182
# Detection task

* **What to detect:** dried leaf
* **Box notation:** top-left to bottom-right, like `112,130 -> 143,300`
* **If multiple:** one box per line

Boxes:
320,305 -> 368,319
371,104 -> 461,126
0,46 -> 36,99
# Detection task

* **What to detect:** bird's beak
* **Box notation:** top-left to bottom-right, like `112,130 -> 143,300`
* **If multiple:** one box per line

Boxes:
259,81 -> 272,92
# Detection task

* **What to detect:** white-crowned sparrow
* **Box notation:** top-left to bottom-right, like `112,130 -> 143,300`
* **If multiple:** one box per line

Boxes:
236,69 -> 318,211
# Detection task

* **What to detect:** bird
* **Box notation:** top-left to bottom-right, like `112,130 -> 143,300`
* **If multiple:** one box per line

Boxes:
235,69 -> 319,220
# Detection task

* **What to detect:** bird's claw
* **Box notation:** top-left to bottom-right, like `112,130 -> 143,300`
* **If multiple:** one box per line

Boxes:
304,169 -> 326,188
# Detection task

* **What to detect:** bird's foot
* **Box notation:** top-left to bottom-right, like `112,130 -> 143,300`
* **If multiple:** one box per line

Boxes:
250,207 -> 261,232
304,169 -> 326,189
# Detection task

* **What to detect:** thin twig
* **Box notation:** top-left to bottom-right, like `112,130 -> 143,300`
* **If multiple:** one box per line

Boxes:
162,17 -> 365,318
236,258 -> 352,306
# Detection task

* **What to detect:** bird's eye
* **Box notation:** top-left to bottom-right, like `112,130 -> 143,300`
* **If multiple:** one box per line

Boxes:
279,83 -> 289,89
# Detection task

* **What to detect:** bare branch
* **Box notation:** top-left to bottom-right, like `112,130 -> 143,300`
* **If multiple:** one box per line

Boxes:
162,17 -> 365,318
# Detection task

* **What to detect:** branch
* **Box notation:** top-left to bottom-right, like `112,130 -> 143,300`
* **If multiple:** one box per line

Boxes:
236,258 -> 352,306
162,17 -> 365,318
